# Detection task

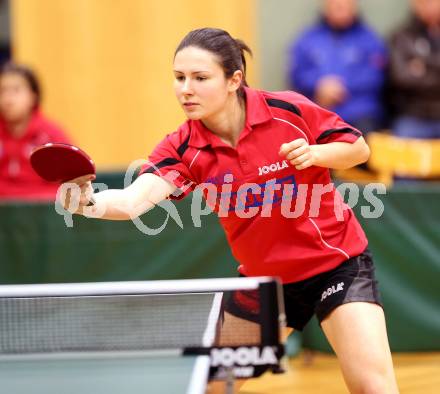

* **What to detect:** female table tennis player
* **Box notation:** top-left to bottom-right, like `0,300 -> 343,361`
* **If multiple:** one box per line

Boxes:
60,28 -> 399,393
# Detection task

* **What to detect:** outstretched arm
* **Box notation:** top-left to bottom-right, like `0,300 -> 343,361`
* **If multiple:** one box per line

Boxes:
58,173 -> 177,220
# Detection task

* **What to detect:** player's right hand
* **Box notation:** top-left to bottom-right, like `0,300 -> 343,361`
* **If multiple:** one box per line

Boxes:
57,174 -> 96,212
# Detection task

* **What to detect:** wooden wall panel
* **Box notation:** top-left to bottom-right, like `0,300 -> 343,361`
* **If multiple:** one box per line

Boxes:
11,0 -> 256,169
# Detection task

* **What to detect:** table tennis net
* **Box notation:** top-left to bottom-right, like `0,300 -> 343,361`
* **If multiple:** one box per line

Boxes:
0,281 -> 280,355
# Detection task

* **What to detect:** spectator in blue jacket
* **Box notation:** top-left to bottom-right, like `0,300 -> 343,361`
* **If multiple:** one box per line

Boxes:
288,0 -> 388,133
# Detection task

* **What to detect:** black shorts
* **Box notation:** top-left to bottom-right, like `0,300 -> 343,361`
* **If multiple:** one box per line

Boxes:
228,248 -> 383,331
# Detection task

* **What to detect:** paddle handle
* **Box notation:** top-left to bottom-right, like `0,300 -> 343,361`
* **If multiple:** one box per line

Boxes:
86,196 -> 96,206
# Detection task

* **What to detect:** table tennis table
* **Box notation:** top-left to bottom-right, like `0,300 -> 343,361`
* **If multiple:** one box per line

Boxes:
0,351 -> 210,394
0,278 -> 284,394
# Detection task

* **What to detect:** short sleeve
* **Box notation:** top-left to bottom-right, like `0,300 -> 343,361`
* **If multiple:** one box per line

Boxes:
299,98 -> 363,144
139,133 -> 196,200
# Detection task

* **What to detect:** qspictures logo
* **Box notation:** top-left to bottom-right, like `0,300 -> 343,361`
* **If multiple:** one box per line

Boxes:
55,159 -> 387,235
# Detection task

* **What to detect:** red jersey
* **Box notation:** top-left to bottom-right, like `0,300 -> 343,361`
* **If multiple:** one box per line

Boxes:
0,111 -> 71,200
140,88 -> 368,283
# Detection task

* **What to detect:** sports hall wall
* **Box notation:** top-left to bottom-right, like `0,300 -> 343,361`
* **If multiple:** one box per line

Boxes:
10,0 -> 257,169
10,0 -> 411,168
258,0 -> 407,90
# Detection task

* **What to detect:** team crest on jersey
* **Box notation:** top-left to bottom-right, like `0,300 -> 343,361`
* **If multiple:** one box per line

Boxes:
258,160 -> 288,176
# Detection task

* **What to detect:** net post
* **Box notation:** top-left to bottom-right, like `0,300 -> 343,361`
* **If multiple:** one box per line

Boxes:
259,278 -> 283,346
258,278 -> 286,374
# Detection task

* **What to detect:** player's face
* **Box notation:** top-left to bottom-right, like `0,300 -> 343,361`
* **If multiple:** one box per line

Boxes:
173,46 -> 237,122
0,73 -> 36,123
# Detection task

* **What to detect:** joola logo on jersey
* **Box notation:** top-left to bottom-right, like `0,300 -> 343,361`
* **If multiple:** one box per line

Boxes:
258,160 -> 288,176
210,346 -> 278,367
321,282 -> 345,301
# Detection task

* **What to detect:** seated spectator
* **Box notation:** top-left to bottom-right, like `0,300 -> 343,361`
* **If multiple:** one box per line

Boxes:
0,62 -> 71,200
388,0 -> 440,139
287,0 -> 387,133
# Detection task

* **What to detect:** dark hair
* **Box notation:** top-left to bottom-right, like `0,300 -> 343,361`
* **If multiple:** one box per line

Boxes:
0,62 -> 41,108
175,28 -> 252,99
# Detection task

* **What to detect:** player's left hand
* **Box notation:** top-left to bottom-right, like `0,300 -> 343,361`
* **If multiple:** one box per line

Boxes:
279,138 -> 316,170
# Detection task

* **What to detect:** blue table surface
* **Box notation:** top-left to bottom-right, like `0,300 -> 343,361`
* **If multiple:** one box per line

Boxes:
0,351 -> 210,394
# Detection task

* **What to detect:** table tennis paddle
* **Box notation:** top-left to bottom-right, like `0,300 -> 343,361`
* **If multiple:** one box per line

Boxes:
30,142 -> 96,205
